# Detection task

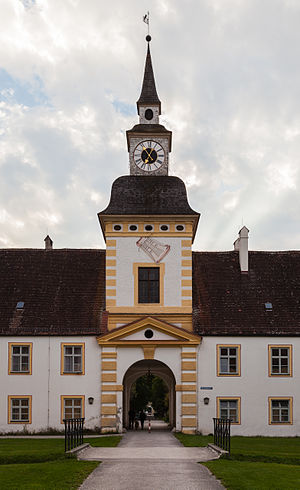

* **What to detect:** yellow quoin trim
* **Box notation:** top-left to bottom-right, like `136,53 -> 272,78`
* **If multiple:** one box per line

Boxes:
106,299 -> 116,306
181,250 -> 192,257
102,352 -> 117,358
106,259 -> 116,267
106,239 -> 116,247
181,239 -> 192,247
175,384 -> 196,392
268,397 -> 293,425
182,417 -> 197,427
182,361 -> 196,370
182,289 -> 192,297
102,406 -> 117,415
181,279 -> 192,287
101,373 -> 117,382
182,260 -> 192,267
60,342 -> 85,376
106,289 -> 116,296
8,395 -> 32,424
106,279 -> 116,286
182,394 -> 197,403
101,385 -> 123,391
216,344 -> 241,377
181,373 -> 197,382
182,406 -> 197,415
102,394 -> 117,403
268,345 -> 293,377
106,249 -> 116,257
60,395 -> 85,424
181,352 -> 196,358
181,300 -> 192,307
101,417 -> 116,426
133,262 -> 165,307
8,342 -> 33,375
106,269 -> 116,276
181,269 -> 192,277
101,361 -> 117,371
216,397 -> 241,425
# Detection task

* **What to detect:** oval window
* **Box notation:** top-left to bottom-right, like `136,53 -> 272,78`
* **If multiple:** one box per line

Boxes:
160,225 -> 169,231
145,109 -> 153,121
113,224 -> 122,231
129,225 -> 137,231
144,329 -> 154,339
145,225 -> 153,231
176,225 -> 184,231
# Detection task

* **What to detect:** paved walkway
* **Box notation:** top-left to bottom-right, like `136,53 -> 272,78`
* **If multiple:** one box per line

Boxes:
79,421 -> 224,489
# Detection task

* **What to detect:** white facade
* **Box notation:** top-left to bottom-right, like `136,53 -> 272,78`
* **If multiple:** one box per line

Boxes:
0,336 -> 100,432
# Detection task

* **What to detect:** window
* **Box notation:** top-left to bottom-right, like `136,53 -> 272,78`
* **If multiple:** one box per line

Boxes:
8,396 -> 32,424
217,345 -> 241,376
61,396 -> 85,422
8,343 -> 32,375
61,343 -> 85,375
138,267 -> 160,303
269,398 -> 292,425
217,397 -> 241,424
268,345 -> 292,376
133,263 -> 165,307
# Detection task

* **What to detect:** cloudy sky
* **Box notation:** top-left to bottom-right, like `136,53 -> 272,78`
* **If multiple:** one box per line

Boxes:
1,0 -> 299,252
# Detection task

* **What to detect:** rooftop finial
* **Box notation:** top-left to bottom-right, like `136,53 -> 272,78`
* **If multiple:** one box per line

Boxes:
143,11 -> 151,42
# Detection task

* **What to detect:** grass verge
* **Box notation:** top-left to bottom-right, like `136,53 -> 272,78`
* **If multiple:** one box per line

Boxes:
176,434 -> 300,489
204,460 -> 300,490
0,436 -> 122,489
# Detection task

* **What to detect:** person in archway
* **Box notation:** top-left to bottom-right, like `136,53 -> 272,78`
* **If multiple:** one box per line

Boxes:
128,408 -> 135,430
139,410 -> 146,430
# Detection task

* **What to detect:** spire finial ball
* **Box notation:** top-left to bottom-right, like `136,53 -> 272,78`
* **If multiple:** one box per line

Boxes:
146,35 -> 151,42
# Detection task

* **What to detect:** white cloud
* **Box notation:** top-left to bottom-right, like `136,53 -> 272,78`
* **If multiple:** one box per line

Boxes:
0,0 -> 299,251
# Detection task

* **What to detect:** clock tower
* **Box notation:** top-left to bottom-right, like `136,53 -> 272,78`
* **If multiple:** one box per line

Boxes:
127,36 -> 172,175
98,35 -> 200,435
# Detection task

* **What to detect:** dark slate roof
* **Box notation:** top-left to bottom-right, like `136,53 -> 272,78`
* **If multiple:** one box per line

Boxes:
99,176 -> 199,216
193,251 -> 300,336
0,249 -> 106,336
137,44 -> 161,114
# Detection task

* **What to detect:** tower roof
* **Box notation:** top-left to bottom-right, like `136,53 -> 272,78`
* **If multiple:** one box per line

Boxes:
137,42 -> 161,115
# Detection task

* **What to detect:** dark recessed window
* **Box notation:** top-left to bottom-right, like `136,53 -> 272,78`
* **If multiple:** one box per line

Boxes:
113,224 -> 122,231
265,302 -> 273,311
144,329 -> 154,339
16,301 -> 24,310
129,225 -> 138,231
145,225 -> 153,231
176,225 -> 184,231
145,109 -> 153,120
160,225 -> 169,231
138,267 -> 159,303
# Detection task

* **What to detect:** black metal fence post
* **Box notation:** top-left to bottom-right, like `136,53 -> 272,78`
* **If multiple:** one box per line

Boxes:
213,418 -> 231,455
63,417 -> 85,452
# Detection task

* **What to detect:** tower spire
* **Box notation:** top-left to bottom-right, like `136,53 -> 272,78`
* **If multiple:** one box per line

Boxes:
137,37 -> 161,115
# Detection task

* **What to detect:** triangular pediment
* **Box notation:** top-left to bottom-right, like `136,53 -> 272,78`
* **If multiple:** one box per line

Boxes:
97,316 -> 201,346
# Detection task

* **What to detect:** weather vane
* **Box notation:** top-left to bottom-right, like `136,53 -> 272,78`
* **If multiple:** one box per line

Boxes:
143,11 -> 151,41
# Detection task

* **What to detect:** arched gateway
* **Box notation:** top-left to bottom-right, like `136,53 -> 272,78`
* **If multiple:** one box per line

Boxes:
97,317 -> 201,433
123,359 -> 176,429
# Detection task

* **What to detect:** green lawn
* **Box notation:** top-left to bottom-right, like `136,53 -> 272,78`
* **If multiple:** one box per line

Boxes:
0,436 -> 122,489
176,434 -> 300,489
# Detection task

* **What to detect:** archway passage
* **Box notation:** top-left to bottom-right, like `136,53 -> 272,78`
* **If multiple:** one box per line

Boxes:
123,359 -> 176,430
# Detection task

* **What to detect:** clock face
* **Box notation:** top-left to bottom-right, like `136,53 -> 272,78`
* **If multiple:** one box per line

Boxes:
133,140 -> 165,172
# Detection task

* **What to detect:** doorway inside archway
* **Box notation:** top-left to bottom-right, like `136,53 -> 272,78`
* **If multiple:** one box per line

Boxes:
123,359 -> 176,430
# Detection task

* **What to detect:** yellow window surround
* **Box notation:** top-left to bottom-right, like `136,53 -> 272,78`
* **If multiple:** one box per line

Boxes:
133,262 -> 165,307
